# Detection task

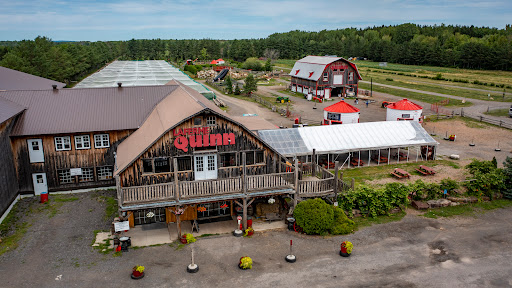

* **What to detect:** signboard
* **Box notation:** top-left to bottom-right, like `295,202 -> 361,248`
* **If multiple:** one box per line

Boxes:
70,168 -> 82,176
172,127 -> 235,152
114,221 -> 130,232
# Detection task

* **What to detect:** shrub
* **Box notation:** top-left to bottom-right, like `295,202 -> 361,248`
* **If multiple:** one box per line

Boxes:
185,233 -> 196,244
294,198 -> 334,235
503,157 -> 512,199
329,207 -> 356,235
385,78 -> 394,81
439,178 -> 459,193
432,73 -> 444,80
464,159 -> 505,198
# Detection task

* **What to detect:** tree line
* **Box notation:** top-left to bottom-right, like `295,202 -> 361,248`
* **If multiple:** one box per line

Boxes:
1,24 -> 512,85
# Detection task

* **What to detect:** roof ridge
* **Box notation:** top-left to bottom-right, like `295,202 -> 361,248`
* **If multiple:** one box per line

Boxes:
176,81 -> 208,109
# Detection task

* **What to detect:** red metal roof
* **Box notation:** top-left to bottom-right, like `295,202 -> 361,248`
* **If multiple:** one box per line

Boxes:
324,100 -> 360,113
210,60 -> 218,64
387,99 -> 423,111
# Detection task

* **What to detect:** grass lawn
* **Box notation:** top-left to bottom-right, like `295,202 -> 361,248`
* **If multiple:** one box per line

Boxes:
422,199 -> 512,219
484,108 -> 511,117
339,159 -> 460,185
352,211 -> 406,229
359,82 -> 472,107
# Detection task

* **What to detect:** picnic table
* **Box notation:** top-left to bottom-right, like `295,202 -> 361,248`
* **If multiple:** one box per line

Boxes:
372,154 -> 389,163
391,168 -> 411,179
415,165 -> 436,175
350,157 -> 365,167
393,152 -> 408,161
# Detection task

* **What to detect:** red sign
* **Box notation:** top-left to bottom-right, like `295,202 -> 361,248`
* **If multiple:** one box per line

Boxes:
172,127 -> 235,152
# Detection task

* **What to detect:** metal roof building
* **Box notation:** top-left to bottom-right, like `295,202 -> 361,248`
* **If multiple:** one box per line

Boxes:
74,60 -> 215,99
0,66 -> 65,91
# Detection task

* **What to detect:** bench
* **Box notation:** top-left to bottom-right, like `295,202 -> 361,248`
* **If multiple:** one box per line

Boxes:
391,172 -> 404,179
415,165 -> 436,175
265,213 -> 282,223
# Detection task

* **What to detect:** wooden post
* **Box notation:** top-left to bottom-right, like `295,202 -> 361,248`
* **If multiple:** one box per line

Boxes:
294,157 -> 299,208
273,154 -> 277,174
351,178 -> 355,190
242,152 -> 247,231
312,149 -> 316,176
173,157 -> 180,202
115,175 -> 122,212
334,161 -> 339,205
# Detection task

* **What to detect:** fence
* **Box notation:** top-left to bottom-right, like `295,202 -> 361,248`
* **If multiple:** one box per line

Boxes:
461,109 -> 512,130
430,99 -> 452,115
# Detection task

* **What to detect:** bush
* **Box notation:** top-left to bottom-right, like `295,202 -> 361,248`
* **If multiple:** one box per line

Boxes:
439,178 -> 459,193
339,183 -> 408,218
464,159 -> 505,198
385,78 -> 394,81
294,198 -> 334,235
432,73 -> 444,80
242,57 -> 263,71
329,206 -> 355,235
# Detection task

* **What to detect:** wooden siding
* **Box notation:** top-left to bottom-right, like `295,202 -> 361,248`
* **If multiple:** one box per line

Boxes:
0,117 -> 20,214
119,111 -> 281,187
11,130 -> 133,193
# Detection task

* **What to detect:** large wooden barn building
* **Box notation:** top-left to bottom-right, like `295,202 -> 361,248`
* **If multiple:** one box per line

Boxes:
289,56 -> 362,99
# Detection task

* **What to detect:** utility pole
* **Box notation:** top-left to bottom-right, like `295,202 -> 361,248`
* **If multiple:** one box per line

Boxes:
370,77 -> 373,97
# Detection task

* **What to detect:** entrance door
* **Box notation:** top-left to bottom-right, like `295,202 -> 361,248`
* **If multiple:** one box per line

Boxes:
27,139 -> 44,163
194,154 -> 217,181
32,173 -> 47,195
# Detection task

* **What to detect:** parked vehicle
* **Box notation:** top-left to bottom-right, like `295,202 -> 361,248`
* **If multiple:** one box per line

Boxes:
509,105 -> 512,118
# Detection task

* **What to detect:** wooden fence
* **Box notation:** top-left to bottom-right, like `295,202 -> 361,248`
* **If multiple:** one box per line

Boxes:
122,182 -> 175,204
461,109 -> 512,130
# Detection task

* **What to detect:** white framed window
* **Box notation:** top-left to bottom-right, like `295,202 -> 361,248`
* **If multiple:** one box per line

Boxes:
206,116 -> 216,126
349,72 -> 354,81
74,135 -> 91,150
58,169 -> 73,184
97,166 -> 113,180
94,134 -> 110,148
79,168 -> 94,182
54,136 -> 71,151
323,72 -> 328,82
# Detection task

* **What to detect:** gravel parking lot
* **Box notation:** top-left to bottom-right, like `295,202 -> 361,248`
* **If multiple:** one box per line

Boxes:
2,190 -> 512,287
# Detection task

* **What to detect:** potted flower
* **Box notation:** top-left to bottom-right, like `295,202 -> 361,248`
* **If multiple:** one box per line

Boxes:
185,233 -> 196,244
131,265 -> 145,279
244,227 -> 254,237
340,241 -> 353,257
180,234 -> 187,244
239,256 -> 253,270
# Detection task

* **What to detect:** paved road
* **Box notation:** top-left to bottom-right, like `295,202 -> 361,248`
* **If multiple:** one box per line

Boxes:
3,193 -> 512,287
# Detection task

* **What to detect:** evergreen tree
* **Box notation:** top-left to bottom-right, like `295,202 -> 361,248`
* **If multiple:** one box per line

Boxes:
224,76 -> 233,94
243,74 -> 257,95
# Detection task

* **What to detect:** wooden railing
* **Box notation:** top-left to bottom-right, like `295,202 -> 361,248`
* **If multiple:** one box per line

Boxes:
246,172 -> 294,190
180,177 -> 242,198
122,182 -> 175,204
298,178 -> 334,195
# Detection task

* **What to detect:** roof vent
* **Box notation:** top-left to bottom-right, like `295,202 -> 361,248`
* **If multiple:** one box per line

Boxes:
52,84 -> 57,90
117,82 -> 122,88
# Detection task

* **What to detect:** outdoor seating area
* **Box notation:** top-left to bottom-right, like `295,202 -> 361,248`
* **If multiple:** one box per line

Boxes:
391,168 -> 411,179
415,165 -> 436,175
350,157 -> 365,167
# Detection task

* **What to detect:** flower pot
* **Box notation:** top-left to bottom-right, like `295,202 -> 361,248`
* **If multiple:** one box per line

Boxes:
180,235 -> 187,244
340,250 -> 350,257
131,271 -> 145,280
247,230 -> 254,236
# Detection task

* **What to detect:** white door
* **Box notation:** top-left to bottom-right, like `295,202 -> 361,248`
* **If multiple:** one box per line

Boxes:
325,88 -> 331,99
28,139 -> 44,163
333,75 -> 343,85
32,173 -> 47,195
194,154 -> 217,181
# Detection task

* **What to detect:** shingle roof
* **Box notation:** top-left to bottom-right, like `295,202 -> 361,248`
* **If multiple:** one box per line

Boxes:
387,99 -> 423,111
0,96 -> 25,124
324,100 -> 360,113
0,85 -> 179,136
289,56 -> 363,81
0,66 -> 66,91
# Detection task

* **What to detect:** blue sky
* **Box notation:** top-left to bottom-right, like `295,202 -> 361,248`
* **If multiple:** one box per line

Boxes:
0,0 -> 511,41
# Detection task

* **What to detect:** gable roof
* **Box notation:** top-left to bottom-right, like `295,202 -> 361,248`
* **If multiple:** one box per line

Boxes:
324,100 -> 360,114
0,66 -> 66,91
114,82 -> 279,175
289,56 -> 362,81
0,96 -> 26,124
0,85 -> 179,136
387,99 -> 423,111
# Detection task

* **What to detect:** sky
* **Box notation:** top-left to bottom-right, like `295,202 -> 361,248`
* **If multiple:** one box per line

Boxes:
0,0 -> 511,41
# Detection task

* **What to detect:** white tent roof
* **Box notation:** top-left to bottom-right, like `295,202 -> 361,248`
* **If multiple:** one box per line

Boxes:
258,121 -> 438,157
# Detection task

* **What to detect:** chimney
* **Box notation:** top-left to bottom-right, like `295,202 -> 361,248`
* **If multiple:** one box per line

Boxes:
52,84 -> 57,90
117,82 -> 122,88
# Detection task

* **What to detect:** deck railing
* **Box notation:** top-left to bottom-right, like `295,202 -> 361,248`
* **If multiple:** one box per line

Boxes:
298,177 -> 334,196
246,172 -> 294,190
180,177 -> 242,198
122,182 -> 175,204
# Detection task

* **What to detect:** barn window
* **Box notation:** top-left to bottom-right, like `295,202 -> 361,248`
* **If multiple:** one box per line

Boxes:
142,159 -> 153,173
244,150 -> 264,165
177,156 -> 192,171
206,116 -> 216,126
74,135 -> 91,150
79,168 -> 94,182
220,153 -> 236,167
402,114 -> 411,118
349,72 -> 354,81
154,157 -> 171,173
323,72 -> 328,81
31,141 -> 40,151
97,166 -> 113,180
327,112 -> 341,121
94,134 -> 110,148
193,117 -> 202,126
55,136 -> 71,151
58,169 -> 73,184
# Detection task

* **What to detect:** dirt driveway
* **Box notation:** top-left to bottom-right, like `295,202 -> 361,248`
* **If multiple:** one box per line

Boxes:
2,191 -> 512,287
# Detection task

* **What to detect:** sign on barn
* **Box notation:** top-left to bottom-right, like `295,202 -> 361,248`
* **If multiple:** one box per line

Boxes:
173,127 -> 235,152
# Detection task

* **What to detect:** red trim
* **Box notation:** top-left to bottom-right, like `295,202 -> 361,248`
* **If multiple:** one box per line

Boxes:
397,118 -> 413,121
295,69 -> 300,75
309,72 -> 314,78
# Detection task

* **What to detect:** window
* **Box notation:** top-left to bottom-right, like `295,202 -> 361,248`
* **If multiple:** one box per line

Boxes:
327,112 -> 341,121
94,134 -> 110,148
220,153 -> 236,167
74,135 -> 91,150
177,157 -> 192,171
349,72 -> 354,81
206,116 -> 216,126
97,166 -> 113,180
255,151 -> 264,164
58,169 -> 73,184
154,157 -> 170,173
79,168 -> 94,182
323,72 -> 328,82
207,155 -> 215,171
402,114 -> 411,118
193,117 -> 202,126
244,150 -> 264,165
142,159 -> 153,173
195,156 -> 204,172
55,136 -> 71,151
31,141 -> 40,151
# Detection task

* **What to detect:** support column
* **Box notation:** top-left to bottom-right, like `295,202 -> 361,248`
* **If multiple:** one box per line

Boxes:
294,157 -> 299,208
312,149 -> 316,176
334,161 -> 339,206
378,150 -> 381,165
242,152 -> 247,230
397,147 -> 400,164
173,157 -> 180,202
368,150 -> 371,167
387,149 -> 391,165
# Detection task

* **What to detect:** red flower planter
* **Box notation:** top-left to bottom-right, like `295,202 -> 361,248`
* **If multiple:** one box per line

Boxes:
131,271 -> 144,280
180,235 -> 187,244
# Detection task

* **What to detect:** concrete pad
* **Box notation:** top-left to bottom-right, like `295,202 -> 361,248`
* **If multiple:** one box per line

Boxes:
93,232 -> 113,249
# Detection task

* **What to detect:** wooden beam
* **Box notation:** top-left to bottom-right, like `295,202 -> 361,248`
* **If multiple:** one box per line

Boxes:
334,161 -> 339,205
234,200 -> 242,207
294,157 -> 299,208
242,152 -> 247,231
173,157 -> 180,203
312,148 -> 316,176
247,198 -> 255,207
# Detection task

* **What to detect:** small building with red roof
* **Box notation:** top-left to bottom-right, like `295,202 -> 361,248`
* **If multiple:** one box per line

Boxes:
216,58 -> 225,64
323,100 -> 360,125
386,98 -> 423,122
210,60 -> 218,65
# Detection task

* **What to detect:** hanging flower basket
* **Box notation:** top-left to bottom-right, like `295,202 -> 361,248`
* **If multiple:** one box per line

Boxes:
131,265 -> 145,279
